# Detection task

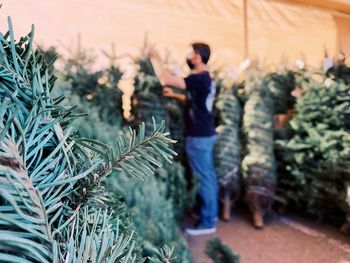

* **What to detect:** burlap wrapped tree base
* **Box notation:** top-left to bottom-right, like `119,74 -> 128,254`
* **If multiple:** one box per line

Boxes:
340,214 -> 350,234
219,167 -> 241,220
246,186 -> 274,214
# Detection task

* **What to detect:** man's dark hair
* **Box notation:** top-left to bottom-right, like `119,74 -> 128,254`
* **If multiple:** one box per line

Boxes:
192,42 -> 211,64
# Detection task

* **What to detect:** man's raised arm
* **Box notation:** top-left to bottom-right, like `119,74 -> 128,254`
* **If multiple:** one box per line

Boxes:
148,47 -> 186,90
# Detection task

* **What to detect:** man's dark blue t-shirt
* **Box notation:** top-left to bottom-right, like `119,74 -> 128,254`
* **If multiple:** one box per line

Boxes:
184,71 -> 216,137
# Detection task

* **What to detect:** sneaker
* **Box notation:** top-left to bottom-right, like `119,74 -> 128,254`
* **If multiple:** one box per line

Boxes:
185,225 -> 217,236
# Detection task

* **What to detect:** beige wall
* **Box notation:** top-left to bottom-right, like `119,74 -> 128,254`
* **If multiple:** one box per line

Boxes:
334,13 -> 350,56
1,0 -> 350,70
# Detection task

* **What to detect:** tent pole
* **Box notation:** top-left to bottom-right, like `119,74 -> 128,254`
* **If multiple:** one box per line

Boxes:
243,0 -> 249,59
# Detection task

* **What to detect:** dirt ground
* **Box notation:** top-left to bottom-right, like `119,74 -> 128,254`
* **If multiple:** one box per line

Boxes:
183,209 -> 350,263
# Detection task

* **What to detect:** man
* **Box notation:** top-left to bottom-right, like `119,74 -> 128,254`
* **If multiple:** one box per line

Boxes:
148,42 -> 217,236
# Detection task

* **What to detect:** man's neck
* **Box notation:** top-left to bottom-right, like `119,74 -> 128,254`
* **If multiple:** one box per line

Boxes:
193,63 -> 208,74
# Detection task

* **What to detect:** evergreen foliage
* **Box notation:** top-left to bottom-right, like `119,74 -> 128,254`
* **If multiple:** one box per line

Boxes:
205,238 -> 240,263
278,76 -> 350,223
63,40 -> 124,127
0,18 -> 179,262
264,70 -> 296,114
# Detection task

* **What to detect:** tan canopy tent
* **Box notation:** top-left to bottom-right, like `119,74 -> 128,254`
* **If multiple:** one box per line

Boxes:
1,0 -> 350,70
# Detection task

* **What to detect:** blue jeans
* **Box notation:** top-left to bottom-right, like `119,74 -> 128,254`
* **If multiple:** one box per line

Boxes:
186,136 -> 218,227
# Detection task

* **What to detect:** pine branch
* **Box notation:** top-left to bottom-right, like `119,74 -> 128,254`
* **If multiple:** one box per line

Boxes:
205,238 -> 240,263
57,207 -> 136,263
0,133 -> 57,263
147,245 -> 176,263
0,17 -> 140,262
69,119 -> 177,210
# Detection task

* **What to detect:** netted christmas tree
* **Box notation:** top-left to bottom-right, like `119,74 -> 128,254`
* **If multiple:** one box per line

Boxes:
130,56 -> 167,135
279,72 -> 350,229
130,48 -> 186,159
130,51 -> 194,214
263,69 -> 298,208
0,17 -> 181,262
214,84 -> 242,220
241,72 -> 277,227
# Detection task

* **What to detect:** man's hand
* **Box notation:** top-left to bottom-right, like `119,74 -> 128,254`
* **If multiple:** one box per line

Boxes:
163,87 -> 186,103
163,87 -> 175,97
146,43 -> 186,90
146,44 -> 161,61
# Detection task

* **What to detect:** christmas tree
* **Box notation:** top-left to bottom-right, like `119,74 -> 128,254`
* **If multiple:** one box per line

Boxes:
130,48 -> 186,160
214,84 -> 242,220
63,37 -> 124,128
264,70 -> 296,115
241,72 -> 277,228
130,56 -> 167,135
278,71 -> 350,229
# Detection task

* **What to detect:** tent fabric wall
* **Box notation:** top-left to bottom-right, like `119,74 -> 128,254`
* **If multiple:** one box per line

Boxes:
273,0 -> 350,15
1,0 -> 350,70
